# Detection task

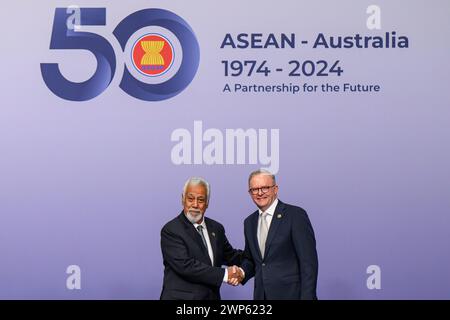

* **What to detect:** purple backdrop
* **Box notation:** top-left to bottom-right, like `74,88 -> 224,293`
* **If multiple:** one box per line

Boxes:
0,0 -> 449,299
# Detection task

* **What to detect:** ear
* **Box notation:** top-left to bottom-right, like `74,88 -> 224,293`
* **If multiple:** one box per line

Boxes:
274,185 -> 279,195
181,193 -> 184,206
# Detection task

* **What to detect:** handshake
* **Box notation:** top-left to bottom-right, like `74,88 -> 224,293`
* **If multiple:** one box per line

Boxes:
226,265 -> 244,286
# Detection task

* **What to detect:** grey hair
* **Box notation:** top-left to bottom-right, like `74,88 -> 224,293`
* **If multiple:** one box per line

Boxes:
248,169 -> 276,186
182,177 -> 211,204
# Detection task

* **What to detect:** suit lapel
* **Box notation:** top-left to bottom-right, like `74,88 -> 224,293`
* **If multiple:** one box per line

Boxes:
178,213 -> 209,258
205,218 -> 217,266
263,200 -> 285,258
249,210 -> 262,260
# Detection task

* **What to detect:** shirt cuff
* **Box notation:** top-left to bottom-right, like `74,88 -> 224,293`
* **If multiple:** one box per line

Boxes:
222,268 -> 228,282
238,267 -> 245,278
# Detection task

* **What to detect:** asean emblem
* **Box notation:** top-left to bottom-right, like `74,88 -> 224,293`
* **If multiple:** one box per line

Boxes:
132,33 -> 174,77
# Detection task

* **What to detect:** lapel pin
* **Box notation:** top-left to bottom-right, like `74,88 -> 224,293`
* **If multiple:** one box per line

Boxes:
277,213 -> 282,218
211,232 -> 216,237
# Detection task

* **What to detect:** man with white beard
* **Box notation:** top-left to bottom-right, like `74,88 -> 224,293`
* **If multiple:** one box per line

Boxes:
160,177 -> 243,300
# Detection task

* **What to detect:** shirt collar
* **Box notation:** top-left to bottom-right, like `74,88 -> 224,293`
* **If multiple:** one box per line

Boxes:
259,198 -> 279,216
193,219 -> 207,229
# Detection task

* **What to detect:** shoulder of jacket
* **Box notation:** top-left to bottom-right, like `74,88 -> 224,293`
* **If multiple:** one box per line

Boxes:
281,202 -> 307,217
161,215 -> 183,232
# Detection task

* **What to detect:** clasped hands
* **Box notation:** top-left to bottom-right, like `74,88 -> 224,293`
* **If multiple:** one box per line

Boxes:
227,265 -> 244,286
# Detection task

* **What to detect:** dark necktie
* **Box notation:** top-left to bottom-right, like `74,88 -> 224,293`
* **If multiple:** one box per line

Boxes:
197,225 -> 208,250
197,225 -> 213,265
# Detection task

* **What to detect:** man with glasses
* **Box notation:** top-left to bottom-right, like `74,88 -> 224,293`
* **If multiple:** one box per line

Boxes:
160,177 -> 243,300
239,169 -> 318,299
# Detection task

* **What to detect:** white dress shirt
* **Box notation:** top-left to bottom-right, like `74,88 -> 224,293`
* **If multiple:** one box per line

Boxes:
239,198 -> 279,280
257,198 -> 278,242
193,220 -> 230,282
193,220 -> 214,266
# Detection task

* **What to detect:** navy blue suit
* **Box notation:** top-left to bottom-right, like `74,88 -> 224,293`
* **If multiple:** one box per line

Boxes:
241,200 -> 318,300
160,212 -> 242,300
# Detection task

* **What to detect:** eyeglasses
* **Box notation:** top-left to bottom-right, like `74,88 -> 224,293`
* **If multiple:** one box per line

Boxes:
248,185 -> 275,195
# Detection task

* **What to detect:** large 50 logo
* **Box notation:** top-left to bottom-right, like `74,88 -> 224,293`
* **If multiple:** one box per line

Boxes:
40,8 -> 200,101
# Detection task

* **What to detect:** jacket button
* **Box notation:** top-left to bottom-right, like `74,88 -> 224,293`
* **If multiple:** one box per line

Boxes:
262,263 -> 266,266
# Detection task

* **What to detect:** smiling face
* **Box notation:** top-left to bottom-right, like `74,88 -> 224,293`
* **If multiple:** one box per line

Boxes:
183,183 -> 208,224
248,173 -> 278,212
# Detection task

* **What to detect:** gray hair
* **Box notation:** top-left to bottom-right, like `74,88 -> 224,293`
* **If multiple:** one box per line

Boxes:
248,169 -> 276,186
182,177 -> 211,204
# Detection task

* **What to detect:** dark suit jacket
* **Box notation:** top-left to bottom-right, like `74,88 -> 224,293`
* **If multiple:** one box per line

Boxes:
160,212 -> 242,300
241,200 -> 318,300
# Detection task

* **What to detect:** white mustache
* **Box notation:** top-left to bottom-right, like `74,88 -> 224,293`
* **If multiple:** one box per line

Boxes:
186,209 -> 203,224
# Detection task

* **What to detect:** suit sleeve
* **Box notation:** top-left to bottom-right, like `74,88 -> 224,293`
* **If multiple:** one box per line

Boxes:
220,225 -> 243,266
292,210 -> 319,300
240,222 -> 256,285
161,226 -> 225,287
